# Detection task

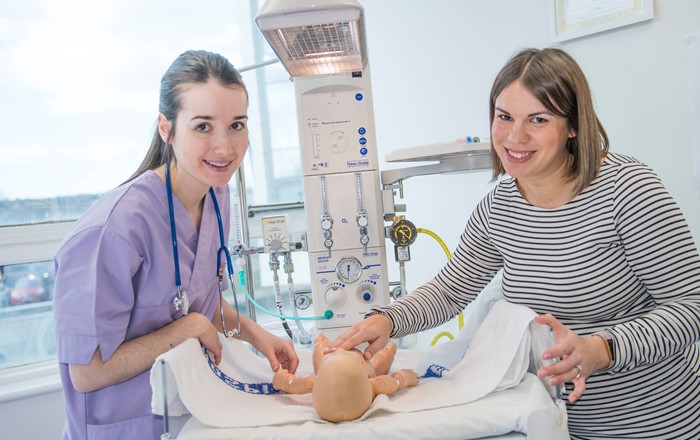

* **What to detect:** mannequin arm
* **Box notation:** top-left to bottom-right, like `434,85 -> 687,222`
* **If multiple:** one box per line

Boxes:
369,369 -> 419,396
272,368 -> 316,394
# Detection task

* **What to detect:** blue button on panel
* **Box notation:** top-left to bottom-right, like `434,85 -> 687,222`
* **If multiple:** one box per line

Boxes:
355,93 -> 363,101
362,292 -> 371,301
359,137 -> 367,145
360,147 -> 368,155
358,127 -> 366,135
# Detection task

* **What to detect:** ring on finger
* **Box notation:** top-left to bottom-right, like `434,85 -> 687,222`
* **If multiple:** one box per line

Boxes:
574,364 -> 582,379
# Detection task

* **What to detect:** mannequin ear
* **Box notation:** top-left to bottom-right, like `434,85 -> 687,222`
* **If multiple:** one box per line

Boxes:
157,113 -> 172,143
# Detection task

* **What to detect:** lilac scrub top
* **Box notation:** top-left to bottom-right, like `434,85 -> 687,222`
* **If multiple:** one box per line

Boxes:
53,171 -> 230,440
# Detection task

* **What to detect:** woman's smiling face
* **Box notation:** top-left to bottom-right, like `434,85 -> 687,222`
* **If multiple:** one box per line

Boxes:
491,79 -> 575,186
161,79 -> 249,193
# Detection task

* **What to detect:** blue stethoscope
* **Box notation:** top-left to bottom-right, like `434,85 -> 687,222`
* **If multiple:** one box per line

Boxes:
166,160 -> 241,338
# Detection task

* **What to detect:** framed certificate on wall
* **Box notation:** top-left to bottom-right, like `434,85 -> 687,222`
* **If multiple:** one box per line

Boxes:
552,0 -> 654,42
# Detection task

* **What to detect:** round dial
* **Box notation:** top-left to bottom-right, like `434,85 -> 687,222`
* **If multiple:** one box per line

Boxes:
324,285 -> 347,308
335,256 -> 362,283
356,283 -> 376,304
390,219 -> 417,246
265,234 -> 288,252
295,294 -> 311,310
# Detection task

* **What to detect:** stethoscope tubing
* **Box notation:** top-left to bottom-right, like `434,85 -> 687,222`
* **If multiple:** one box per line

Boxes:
165,158 -> 332,328
166,159 -> 234,297
210,187 -> 235,279
165,160 -> 182,290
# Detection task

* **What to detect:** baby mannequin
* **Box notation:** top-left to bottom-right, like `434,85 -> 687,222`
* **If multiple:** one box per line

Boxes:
272,333 -> 419,422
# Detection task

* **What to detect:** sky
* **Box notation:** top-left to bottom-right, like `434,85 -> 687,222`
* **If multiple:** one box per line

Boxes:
0,0 -> 257,200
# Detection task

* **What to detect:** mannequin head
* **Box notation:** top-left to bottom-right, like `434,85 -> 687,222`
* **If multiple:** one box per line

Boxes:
272,333 -> 418,423
312,349 -> 374,422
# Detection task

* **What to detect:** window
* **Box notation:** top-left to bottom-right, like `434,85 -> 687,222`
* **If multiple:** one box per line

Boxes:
0,261 -> 55,368
0,0 -> 309,371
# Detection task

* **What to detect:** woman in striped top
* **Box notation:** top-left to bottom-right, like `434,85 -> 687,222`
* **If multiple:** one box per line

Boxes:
329,48 -> 700,439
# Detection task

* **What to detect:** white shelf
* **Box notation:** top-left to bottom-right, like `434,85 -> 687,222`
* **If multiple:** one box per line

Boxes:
385,140 -> 490,163
381,140 -> 492,186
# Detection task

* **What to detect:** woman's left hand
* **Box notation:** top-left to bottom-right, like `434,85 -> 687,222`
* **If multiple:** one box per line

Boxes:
534,314 -> 611,403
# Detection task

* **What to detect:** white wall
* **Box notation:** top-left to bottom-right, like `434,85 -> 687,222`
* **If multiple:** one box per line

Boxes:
363,0 -> 700,301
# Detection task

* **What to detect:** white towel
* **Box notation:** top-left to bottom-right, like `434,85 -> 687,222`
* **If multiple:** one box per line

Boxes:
151,293 -> 560,430
364,299 -> 547,417
151,331 -> 315,428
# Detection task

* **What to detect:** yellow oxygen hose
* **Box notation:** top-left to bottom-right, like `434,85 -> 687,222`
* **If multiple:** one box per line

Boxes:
417,228 -> 451,259
416,228 -> 465,346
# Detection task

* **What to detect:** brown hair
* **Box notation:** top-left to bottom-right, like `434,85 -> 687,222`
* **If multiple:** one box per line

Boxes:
489,48 -> 609,195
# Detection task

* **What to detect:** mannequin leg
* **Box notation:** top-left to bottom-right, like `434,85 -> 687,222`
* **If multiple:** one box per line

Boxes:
370,342 -> 397,376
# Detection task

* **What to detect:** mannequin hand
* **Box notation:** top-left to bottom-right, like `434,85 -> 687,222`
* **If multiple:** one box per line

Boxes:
535,314 -> 611,403
272,368 -> 291,391
394,369 -> 419,387
272,368 -> 314,394
325,314 -> 392,360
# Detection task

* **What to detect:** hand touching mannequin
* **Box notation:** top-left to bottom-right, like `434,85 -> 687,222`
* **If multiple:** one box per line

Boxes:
273,333 -> 419,422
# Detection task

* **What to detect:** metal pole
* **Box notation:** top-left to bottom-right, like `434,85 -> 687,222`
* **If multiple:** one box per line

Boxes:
235,167 -> 256,322
160,360 -> 172,439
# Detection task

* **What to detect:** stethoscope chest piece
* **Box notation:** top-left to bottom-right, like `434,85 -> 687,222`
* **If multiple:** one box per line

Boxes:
173,286 -> 189,315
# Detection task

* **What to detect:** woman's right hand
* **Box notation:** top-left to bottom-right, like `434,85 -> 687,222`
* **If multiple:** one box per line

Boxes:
188,312 -> 223,364
325,314 -> 392,360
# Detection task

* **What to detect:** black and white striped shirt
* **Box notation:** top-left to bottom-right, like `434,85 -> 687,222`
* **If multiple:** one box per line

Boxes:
376,153 -> 700,439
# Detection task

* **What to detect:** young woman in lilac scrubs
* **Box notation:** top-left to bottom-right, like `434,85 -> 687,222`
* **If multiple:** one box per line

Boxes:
53,50 -> 299,440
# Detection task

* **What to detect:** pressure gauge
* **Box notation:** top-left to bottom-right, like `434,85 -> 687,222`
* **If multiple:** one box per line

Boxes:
390,219 -> 417,246
295,293 -> 311,310
335,256 -> 362,283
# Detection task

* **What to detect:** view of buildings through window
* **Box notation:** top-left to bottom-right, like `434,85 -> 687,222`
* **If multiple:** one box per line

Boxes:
0,0 -> 308,369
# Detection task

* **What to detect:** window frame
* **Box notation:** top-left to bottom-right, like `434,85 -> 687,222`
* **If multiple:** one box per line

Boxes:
0,222 -> 74,266
0,221 -> 71,401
